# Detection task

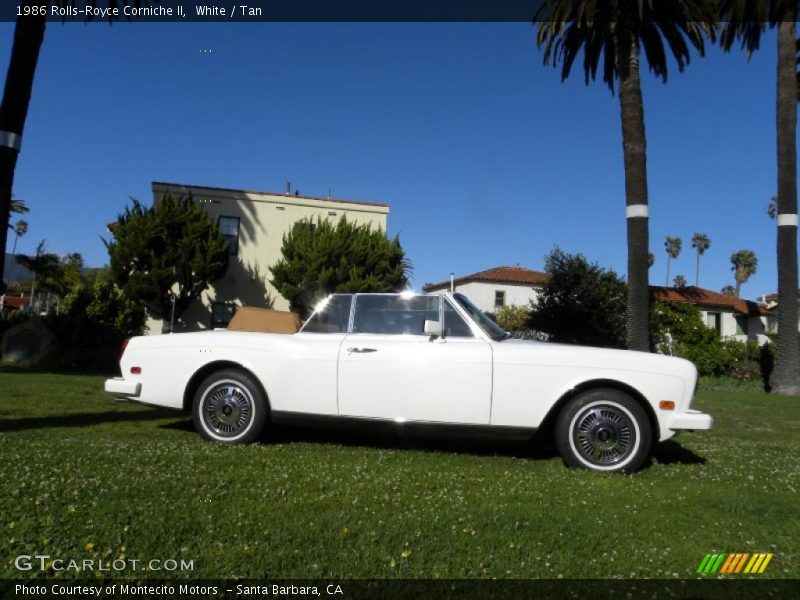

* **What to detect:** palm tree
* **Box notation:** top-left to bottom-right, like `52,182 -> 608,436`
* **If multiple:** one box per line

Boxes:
15,239 -> 61,312
10,219 -> 27,255
721,1 -> 800,394
534,0 -> 714,351
721,285 -> 736,296
664,236 -> 682,287
691,232 -> 711,286
0,2 -> 146,287
673,274 -> 687,288
730,249 -> 758,298
767,195 -> 778,219
7,218 -> 27,285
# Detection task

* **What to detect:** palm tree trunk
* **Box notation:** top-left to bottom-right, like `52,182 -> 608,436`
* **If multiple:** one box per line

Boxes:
695,252 -> 700,287
771,14 -> 800,395
619,33 -> 650,351
9,232 -> 18,284
0,11 -> 46,288
665,257 -> 671,287
29,270 -> 36,309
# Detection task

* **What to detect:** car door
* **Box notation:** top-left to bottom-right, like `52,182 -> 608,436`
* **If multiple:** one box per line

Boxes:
337,294 -> 492,424
278,294 -> 352,415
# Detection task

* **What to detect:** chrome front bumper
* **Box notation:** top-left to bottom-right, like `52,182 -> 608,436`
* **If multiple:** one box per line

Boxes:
669,409 -> 713,431
104,377 -> 141,398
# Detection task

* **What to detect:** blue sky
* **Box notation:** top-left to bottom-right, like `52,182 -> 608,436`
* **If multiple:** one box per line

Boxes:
0,22 -> 786,299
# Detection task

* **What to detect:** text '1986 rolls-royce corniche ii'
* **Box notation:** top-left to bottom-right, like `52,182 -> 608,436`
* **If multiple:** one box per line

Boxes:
104,292 -> 712,473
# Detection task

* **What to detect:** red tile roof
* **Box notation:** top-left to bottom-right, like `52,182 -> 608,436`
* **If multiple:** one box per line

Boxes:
424,266 -> 548,292
650,286 -> 768,316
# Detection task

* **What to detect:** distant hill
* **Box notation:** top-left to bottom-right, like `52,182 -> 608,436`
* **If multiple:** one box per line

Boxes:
3,254 -> 33,283
3,255 -> 107,285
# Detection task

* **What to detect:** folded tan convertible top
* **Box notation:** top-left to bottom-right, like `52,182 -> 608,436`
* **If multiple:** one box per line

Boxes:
226,307 -> 302,334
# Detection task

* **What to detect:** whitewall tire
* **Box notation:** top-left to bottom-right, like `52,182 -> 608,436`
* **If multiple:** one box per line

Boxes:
192,369 -> 267,444
555,388 -> 652,473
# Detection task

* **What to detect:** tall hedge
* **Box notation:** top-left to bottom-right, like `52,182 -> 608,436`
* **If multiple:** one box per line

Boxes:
270,217 -> 411,318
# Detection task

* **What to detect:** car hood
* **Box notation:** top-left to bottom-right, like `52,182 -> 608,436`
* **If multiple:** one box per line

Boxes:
494,338 -> 696,379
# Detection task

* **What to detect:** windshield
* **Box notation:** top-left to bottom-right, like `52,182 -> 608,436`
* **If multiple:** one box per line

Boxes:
453,293 -> 509,342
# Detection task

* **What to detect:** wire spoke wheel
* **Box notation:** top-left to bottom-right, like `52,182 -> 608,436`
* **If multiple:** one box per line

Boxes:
572,406 -> 635,466
193,370 -> 267,444
200,380 -> 255,439
557,389 -> 650,473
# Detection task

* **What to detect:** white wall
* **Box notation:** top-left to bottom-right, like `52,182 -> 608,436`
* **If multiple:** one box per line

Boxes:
430,281 -> 540,314
699,308 -> 768,345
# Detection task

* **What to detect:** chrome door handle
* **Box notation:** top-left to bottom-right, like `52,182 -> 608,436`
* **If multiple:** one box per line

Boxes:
348,347 -> 378,353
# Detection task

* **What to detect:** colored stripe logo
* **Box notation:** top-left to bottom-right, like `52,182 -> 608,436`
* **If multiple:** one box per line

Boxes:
697,552 -> 773,574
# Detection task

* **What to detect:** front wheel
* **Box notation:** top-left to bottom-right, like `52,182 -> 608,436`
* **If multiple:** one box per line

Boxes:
192,369 -> 267,444
555,388 -> 652,473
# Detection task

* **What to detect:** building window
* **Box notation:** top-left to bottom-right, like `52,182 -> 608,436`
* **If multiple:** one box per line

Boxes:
218,216 -> 240,255
211,302 -> 237,328
494,290 -> 506,308
706,312 -> 721,335
735,316 -> 748,336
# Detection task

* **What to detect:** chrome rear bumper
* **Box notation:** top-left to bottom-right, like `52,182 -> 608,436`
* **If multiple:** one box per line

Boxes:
104,377 -> 141,398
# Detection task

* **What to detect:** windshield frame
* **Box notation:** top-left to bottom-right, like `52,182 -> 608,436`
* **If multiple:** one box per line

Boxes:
453,293 -> 509,342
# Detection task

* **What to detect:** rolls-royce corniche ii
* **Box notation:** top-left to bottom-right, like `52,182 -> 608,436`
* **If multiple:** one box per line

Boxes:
104,292 -> 712,472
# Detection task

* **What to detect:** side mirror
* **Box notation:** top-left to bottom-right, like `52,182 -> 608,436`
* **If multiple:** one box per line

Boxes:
423,320 -> 443,337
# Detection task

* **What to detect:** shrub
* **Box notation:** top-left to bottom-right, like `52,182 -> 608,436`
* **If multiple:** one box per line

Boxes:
494,305 -> 532,331
0,310 -> 29,344
270,217 -> 410,318
760,342 -> 775,391
529,247 -> 627,348
1,280 -> 145,373
105,193 -> 229,331
651,300 -> 770,387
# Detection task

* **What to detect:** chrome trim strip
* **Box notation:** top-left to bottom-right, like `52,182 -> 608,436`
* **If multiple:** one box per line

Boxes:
270,411 -> 536,439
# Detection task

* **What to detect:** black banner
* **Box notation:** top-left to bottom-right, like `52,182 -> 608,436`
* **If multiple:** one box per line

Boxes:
2,1 -> 546,23
2,579 -> 800,600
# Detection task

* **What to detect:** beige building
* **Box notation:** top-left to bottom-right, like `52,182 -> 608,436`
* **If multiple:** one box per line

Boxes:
147,181 -> 389,334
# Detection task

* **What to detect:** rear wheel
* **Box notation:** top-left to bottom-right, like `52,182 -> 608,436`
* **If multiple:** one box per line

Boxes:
555,388 -> 652,473
192,369 -> 267,444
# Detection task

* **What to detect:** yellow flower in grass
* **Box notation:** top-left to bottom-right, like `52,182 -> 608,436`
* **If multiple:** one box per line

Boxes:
84,542 -> 94,552
400,549 -> 412,559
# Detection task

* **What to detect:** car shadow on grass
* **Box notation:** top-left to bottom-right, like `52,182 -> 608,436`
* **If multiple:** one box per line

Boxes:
0,408 -> 179,433
650,439 -> 706,465
161,417 -> 558,460
161,419 -> 707,467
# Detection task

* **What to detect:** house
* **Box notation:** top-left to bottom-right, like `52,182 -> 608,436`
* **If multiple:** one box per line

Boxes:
423,265 -> 548,313
759,291 -> 800,334
147,181 -> 390,333
0,294 -> 28,312
650,286 -> 769,345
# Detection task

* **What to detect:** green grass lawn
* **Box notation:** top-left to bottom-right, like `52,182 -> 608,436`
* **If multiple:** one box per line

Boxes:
0,372 -> 797,580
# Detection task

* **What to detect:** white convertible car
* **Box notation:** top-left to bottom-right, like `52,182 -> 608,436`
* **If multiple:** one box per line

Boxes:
105,292 -> 712,472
